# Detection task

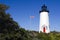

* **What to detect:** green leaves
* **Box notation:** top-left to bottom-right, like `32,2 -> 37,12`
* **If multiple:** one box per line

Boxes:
0,4 -> 9,10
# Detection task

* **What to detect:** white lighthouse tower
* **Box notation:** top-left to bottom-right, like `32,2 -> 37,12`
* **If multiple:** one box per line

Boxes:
39,4 -> 50,33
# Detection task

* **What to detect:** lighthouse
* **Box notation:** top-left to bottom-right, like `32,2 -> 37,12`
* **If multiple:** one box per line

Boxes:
39,4 -> 50,33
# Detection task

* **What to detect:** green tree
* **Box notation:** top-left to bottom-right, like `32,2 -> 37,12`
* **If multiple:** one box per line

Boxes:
0,4 -> 19,33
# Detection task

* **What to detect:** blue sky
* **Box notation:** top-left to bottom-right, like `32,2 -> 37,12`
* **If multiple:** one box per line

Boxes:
0,0 -> 60,32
